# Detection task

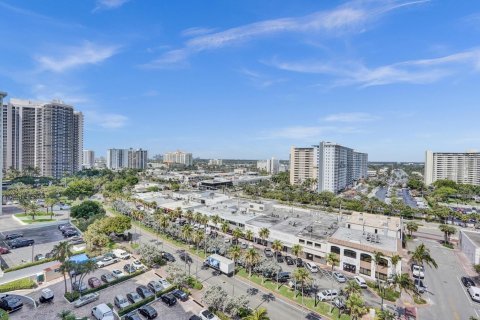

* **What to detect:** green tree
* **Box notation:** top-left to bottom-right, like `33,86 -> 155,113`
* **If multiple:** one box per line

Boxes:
181,224 -> 193,243
244,248 -> 260,277
291,244 -> 303,259
259,227 -> 270,246
221,221 -> 230,234
57,310 -> 76,320
411,243 -> 438,269
244,307 -> 270,320
232,228 -> 244,242
405,221 -> 419,237
245,229 -> 254,244
271,240 -> 283,258
390,254 -> 401,277
292,267 -> 312,304
326,252 -> 339,271
70,200 -> 106,220
51,241 -> 73,294
346,292 -> 368,320
439,224 -> 457,244
192,230 -> 205,253
211,214 -> 221,230
64,179 -> 95,200
103,216 -> 132,234
343,279 -> 361,298
228,245 -> 242,271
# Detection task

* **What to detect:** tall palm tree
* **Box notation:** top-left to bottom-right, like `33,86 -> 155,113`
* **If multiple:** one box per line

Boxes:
373,251 -> 384,283
228,245 -> 242,271
221,221 -> 230,234
194,212 -> 203,224
411,243 -> 438,269
343,280 -> 361,298
271,240 -> 283,258
211,214 -> 221,230
158,214 -> 170,233
244,248 -> 260,277
390,254 -> 401,277
245,229 -> 254,245
292,267 -> 312,304
326,252 -> 339,271
393,273 -> 413,294
244,307 -> 269,320
185,210 -> 194,224
439,224 -> 457,244
291,244 -> 303,259
232,228 -> 244,243
192,230 -> 205,253
181,224 -> 193,243
259,227 -> 270,246
346,292 -> 368,320
51,241 -> 73,294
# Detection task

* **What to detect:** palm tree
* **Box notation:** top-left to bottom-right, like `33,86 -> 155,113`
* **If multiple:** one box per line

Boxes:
51,241 -> 73,294
211,214 -> 221,230
343,279 -> 361,298
346,292 -> 368,320
194,212 -> 203,224
390,254 -> 401,277
292,267 -> 311,304
181,224 -> 193,243
405,221 -> 419,237
259,227 -> 270,246
373,251 -> 384,283
228,245 -> 242,271
377,309 -> 396,320
221,221 -> 230,234
393,273 -> 413,294
185,210 -> 194,224
244,307 -> 269,320
232,228 -> 244,243
27,201 -> 39,220
291,244 -> 303,259
271,240 -> 283,259
244,248 -> 260,277
245,229 -> 254,245
439,224 -> 457,244
158,214 -> 170,233
411,243 -> 438,269
57,310 -> 76,320
192,230 -> 205,253
326,252 -> 339,271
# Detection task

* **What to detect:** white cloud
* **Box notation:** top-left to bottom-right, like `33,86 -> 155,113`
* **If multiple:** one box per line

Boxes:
269,48 -> 480,87
181,27 -> 216,37
238,68 -> 287,88
143,49 -> 188,69
93,0 -> 129,12
84,110 -> 128,129
36,41 -> 119,73
148,0 -> 428,68
324,112 -> 379,122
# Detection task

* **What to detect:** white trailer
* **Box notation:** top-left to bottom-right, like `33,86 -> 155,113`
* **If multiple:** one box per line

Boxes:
204,254 -> 234,276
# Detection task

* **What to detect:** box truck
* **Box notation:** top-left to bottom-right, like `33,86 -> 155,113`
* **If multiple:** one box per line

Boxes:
204,254 -> 234,276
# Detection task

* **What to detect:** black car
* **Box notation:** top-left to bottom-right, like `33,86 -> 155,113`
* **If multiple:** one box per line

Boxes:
461,276 -> 475,287
139,305 -> 158,319
161,293 -> 177,306
136,285 -> 154,299
9,239 -> 34,249
0,295 -> 23,313
296,258 -> 304,267
62,227 -> 77,235
162,252 -> 176,262
124,312 -> 142,320
171,289 -> 188,301
58,223 -> 71,230
277,272 -> 291,283
189,316 -> 202,320
276,255 -> 285,263
5,233 -> 23,240
285,256 -> 294,265
262,270 -> 276,279
179,252 -> 192,263
306,312 -> 322,320
63,230 -> 78,238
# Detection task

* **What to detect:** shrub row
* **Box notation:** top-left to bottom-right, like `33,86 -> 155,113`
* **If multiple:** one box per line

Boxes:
0,277 -> 37,293
4,258 -> 55,273
118,285 -> 176,317
0,309 -> 8,320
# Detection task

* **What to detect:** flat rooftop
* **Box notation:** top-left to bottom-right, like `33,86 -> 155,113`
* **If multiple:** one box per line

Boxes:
462,230 -> 480,248
347,212 -> 401,231
329,227 -> 398,255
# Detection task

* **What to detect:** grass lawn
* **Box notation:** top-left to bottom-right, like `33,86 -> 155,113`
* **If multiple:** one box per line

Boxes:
0,277 -> 37,292
14,212 -> 55,224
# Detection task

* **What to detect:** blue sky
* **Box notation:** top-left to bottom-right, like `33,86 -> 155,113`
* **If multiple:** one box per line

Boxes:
1,0 -> 480,161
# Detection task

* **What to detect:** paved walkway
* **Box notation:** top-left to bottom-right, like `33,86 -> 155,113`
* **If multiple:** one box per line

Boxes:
0,260 -> 59,285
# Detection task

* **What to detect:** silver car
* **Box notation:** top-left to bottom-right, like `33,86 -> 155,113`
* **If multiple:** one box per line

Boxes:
74,292 -> 99,308
114,294 -> 130,309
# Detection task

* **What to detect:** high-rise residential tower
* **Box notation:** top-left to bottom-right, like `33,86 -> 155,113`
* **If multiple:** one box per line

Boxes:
163,151 -> 193,166
107,148 -> 148,170
83,150 -> 95,169
257,157 -> 280,174
424,150 -> 480,186
2,98 -> 83,179
128,148 -> 148,169
289,146 -> 318,188
0,91 -> 7,216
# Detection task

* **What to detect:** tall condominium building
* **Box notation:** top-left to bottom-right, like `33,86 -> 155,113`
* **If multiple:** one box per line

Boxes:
208,159 -> 223,166
164,151 -> 193,166
424,150 -> 480,186
83,150 -> 95,169
289,146 -> 318,188
257,157 -> 280,174
2,98 -> 83,179
107,148 -> 147,170
291,142 -> 368,194
0,91 -> 7,216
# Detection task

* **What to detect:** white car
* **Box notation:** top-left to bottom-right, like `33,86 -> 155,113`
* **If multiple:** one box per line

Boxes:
114,294 -> 130,309
317,289 -> 339,301
333,272 -> 347,283
91,303 -> 114,320
305,262 -> 319,273
354,276 -> 367,288
96,256 -> 119,268
112,249 -> 130,260
412,264 -> 425,279
74,292 -> 99,308
158,278 -> 171,289
199,309 -> 220,320
111,269 -> 125,279
132,260 -> 145,271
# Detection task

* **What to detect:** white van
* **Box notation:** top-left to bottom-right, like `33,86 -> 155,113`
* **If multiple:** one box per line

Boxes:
305,262 -> 319,273
112,249 -> 130,260
354,276 -> 367,289
468,286 -> 480,303
91,303 -> 114,320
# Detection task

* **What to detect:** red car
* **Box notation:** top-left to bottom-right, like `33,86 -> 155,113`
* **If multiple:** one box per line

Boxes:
88,277 -> 102,288
0,247 -> 9,254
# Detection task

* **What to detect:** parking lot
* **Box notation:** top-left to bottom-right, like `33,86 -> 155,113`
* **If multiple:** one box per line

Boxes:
9,263 -> 202,320
0,224 -> 77,269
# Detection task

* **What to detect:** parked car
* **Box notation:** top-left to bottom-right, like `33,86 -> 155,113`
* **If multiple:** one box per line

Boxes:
296,258 -> 304,267
91,303 -> 114,320
88,277 -> 102,288
0,295 -> 23,313
101,273 -> 115,284
39,288 -> 54,303
114,294 -> 130,309
462,276 -> 476,288
333,297 -> 346,309
264,248 -> 274,258
285,256 -> 294,265
124,312 -> 142,320
189,316 -> 202,320
158,278 -> 171,289
136,285 -> 154,299
5,233 -> 23,240
306,312 -> 323,320
317,289 -> 339,301
277,272 -> 291,283
64,230 -> 79,238
354,276 -> 367,288
111,269 -> 125,279
468,286 -> 480,303
161,293 -> 177,306
305,262 -> 319,273
179,252 -> 193,263
276,255 -> 285,263
414,279 -> 427,294
61,227 -> 77,235
139,305 -> 158,319
148,280 -> 163,293
199,309 -> 220,320
262,270 -> 276,279
240,242 -> 248,249
73,281 -> 88,292
58,223 -> 71,230
124,264 -> 136,274
34,254 -> 45,261
8,239 -> 34,248
96,256 -> 119,268
171,288 -> 189,301
126,292 -> 143,304
0,246 -> 10,254
74,292 -> 100,308
132,260 -> 146,270
113,249 -> 131,260
333,272 -> 346,283
162,252 -> 176,262
411,264 -> 425,279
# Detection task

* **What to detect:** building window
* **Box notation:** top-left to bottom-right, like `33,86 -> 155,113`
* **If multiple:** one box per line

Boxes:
314,243 -> 321,248
299,239 -> 305,244
360,267 -> 371,276
375,272 -> 387,281
307,241 -> 313,246
375,229 -> 378,234
347,224 -> 350,229
378,258 -> 389,267
360,253 -> 371,263
344,249 -> 356,259
331,246 -> 340,254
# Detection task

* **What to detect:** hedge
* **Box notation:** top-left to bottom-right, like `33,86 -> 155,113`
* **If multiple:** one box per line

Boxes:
4,249 -> 86,273
0,277 -> 37,293
0,309 -> 8,320
118,285 -> 176,317
65,270 -> 145,302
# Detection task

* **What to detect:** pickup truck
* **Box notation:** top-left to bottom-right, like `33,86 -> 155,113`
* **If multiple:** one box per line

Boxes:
96,256 -> 119,268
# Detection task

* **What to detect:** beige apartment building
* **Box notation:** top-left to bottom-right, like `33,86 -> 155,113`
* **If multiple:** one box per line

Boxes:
289,146 -> 318,188
425,150 -> 480,186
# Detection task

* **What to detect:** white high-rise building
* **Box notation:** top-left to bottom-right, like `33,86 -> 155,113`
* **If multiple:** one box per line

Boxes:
128,148 -> 148,169
83,150 -> 95,169
164,151 -> 193,166
257,157 -> 280,174
209,159 -> 223,166
353,151 -> 368,181
0,91 -> 7,217
424,150 -> 480,186
107,148 -> 148,170
2,98 -> 83,178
